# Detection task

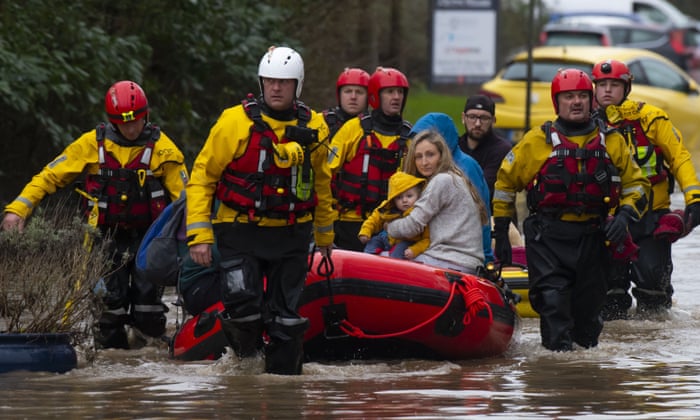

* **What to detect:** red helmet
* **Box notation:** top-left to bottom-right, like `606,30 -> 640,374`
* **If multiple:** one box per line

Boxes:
368,66 -> 409,111
336,67 -> 370,104
592,59 -> 633,97
550,68 -> 593,113
105,80 -> 149,124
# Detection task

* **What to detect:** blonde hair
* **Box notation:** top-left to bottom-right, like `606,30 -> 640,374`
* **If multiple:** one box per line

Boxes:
403,129 -> 488,225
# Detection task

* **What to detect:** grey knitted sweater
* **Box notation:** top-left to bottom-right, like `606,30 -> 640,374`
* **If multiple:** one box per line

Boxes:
387,172 -> 484,271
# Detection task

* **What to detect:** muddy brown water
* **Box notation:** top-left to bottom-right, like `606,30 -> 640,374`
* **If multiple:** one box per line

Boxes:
2,195 -> 699,419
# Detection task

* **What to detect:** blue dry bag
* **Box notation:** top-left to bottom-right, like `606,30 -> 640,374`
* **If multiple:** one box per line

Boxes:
135,192 -> 187,287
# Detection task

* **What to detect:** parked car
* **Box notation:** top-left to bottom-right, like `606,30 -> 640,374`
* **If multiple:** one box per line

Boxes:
547,11 -> 646,27
540,0 -> 695,28
478,46 -> 700,153
539,21 -> 693,70
539,23 -> 613,47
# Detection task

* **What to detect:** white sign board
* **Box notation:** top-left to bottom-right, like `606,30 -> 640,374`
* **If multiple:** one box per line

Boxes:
431,1 -> 498,85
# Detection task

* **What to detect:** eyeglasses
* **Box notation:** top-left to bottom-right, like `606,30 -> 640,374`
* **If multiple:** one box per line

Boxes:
465,114 -> 492,124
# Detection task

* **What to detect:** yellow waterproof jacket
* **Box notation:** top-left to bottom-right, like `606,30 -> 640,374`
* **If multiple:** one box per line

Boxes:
4,126 -> 188,219
185,103 -> 334,247
359,205 -> 430,257
359,171 -> 429,256
605,99 -> 700,210
328,116 -> 409,222
493,121 -> 650,222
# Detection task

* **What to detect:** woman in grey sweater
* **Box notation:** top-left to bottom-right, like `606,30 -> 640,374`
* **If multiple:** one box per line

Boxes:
387,130 -> 488,274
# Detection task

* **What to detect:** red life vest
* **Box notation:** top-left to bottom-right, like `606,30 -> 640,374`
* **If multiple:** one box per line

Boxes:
616,117 -> 668,186
83,123 -> 169,229
527,122 -> 621,216
214,95 -> 317,224
333,112 -> 411,218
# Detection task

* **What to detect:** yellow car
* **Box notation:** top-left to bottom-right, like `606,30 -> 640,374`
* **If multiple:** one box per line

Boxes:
479,46 -> 700,162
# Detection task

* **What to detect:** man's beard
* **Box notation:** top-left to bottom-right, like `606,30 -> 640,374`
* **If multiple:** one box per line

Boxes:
468,126 -> 492,143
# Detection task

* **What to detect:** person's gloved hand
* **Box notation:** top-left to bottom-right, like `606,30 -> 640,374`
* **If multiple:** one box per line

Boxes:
610,231 -> 640,261
493,217 -> 512,265
684,202 -> 700,231
273,142 -> 304,168
605,206 -> 635,244
653,209 -> 686,242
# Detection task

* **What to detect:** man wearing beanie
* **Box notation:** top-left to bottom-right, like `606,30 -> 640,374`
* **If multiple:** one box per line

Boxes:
458,94 -> 513,207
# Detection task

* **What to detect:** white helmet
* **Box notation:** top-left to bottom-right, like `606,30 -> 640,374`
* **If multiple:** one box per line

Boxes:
258,46 -> 304,98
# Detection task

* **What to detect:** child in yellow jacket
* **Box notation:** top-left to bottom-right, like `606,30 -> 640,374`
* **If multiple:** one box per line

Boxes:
358,171 -> 430,259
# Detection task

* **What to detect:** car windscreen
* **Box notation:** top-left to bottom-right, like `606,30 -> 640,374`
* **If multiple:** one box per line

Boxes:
608,27 -> 667,45
556,15 -> 641,26
543,32 -> 605,46
629,59 -> 690,92
501,61 -> 592,82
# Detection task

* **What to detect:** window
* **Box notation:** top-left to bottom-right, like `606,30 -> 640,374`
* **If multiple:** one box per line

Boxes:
607,25 -> 666,45
635,59 -> 688,92
608,27 -> 629,45
627,61 -> 647,85
628,28 -> 665,44
544,32 -> 606,46
502,61 -> 591,83
634,4 -> 671,26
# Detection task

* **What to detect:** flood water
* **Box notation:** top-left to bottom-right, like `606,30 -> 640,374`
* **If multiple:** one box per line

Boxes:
3,196 -> 700,419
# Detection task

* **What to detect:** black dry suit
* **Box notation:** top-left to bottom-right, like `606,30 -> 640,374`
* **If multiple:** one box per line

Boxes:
525,120 -> 623,351
215,97 -> 320,375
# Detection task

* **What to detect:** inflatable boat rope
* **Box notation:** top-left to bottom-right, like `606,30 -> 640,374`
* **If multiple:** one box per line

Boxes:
313,254 -> 494,340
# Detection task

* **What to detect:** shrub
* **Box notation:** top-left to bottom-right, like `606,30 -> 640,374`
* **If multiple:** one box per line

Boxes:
0,198 -> 111,338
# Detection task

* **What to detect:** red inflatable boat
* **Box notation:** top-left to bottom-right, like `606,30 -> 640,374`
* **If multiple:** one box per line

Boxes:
170,250 -> 519,362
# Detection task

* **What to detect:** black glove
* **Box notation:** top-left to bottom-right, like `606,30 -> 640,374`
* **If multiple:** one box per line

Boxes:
684,202 -> 700,231
605,206 -> 635,244
493,217 -> 512,265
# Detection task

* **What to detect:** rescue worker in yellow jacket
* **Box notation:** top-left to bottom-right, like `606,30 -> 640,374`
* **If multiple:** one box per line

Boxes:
328,66 -> 413,251
592,59 -> 700,319
492,69 -> 650,351
185,46 -> 334,375
322,67 -> 370,139
1,80 -> 189,349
